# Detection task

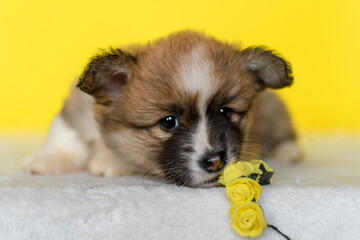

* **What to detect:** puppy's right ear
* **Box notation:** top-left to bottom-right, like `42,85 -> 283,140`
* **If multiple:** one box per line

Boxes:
77,49 -> 136,105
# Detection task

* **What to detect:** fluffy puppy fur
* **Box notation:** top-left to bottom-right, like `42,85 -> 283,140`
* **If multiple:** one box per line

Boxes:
25,31 -> 301,187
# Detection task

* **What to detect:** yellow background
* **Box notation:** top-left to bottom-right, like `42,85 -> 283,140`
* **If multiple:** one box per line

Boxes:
1,0 -> 360,134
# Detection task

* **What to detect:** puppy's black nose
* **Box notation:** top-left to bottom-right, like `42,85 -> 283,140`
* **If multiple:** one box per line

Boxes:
200,151 -> 226,172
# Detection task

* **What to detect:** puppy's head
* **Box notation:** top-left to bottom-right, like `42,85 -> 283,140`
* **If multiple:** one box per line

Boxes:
78,31 -> 293,187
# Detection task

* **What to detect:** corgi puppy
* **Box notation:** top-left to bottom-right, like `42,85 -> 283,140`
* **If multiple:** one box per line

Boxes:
25,31 -> 301,187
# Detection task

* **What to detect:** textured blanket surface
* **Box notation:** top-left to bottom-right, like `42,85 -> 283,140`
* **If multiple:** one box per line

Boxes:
0,134 -> 359,240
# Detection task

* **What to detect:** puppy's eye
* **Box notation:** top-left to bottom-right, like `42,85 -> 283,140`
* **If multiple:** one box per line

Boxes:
219,107 -> 233,117
160,115 -> 179,131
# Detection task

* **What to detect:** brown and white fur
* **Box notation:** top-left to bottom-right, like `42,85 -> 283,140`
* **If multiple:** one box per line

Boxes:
24,31 -> 301,187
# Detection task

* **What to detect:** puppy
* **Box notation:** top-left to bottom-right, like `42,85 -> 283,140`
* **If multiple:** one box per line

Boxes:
25,31 -> 301,187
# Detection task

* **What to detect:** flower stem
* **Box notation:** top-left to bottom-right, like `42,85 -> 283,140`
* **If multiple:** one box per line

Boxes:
267,224 -> 291,240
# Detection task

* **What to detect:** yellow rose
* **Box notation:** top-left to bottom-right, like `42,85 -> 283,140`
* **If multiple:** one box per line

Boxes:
229,202 -> 267,238
226,178 -> 262,205
218,161 -> 255,185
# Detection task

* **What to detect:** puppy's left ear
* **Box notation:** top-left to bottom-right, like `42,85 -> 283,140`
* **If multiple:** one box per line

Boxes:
239,47 -> 293,91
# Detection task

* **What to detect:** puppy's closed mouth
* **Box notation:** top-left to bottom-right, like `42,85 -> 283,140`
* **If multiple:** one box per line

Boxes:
207,175 -> 220,183
201,174 -> 221,187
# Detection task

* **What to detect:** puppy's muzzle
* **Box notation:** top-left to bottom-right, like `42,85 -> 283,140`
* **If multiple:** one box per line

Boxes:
200,151 -> 227,173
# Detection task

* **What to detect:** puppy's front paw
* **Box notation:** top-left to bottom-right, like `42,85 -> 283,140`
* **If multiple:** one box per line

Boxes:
24,152 -> 84,174
272,140 -> 303,163
87,155 -> 124,177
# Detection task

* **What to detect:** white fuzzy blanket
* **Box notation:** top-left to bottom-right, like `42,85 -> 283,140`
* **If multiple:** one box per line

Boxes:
1,135 -> 360,240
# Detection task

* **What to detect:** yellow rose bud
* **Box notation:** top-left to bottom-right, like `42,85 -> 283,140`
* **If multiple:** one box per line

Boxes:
229,202 -> 267,238
249,160 -> 274,185
219,161 -> 255,185
226,178 -> 262,205
235,161 -> 254,176
249,160 -> 274,173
